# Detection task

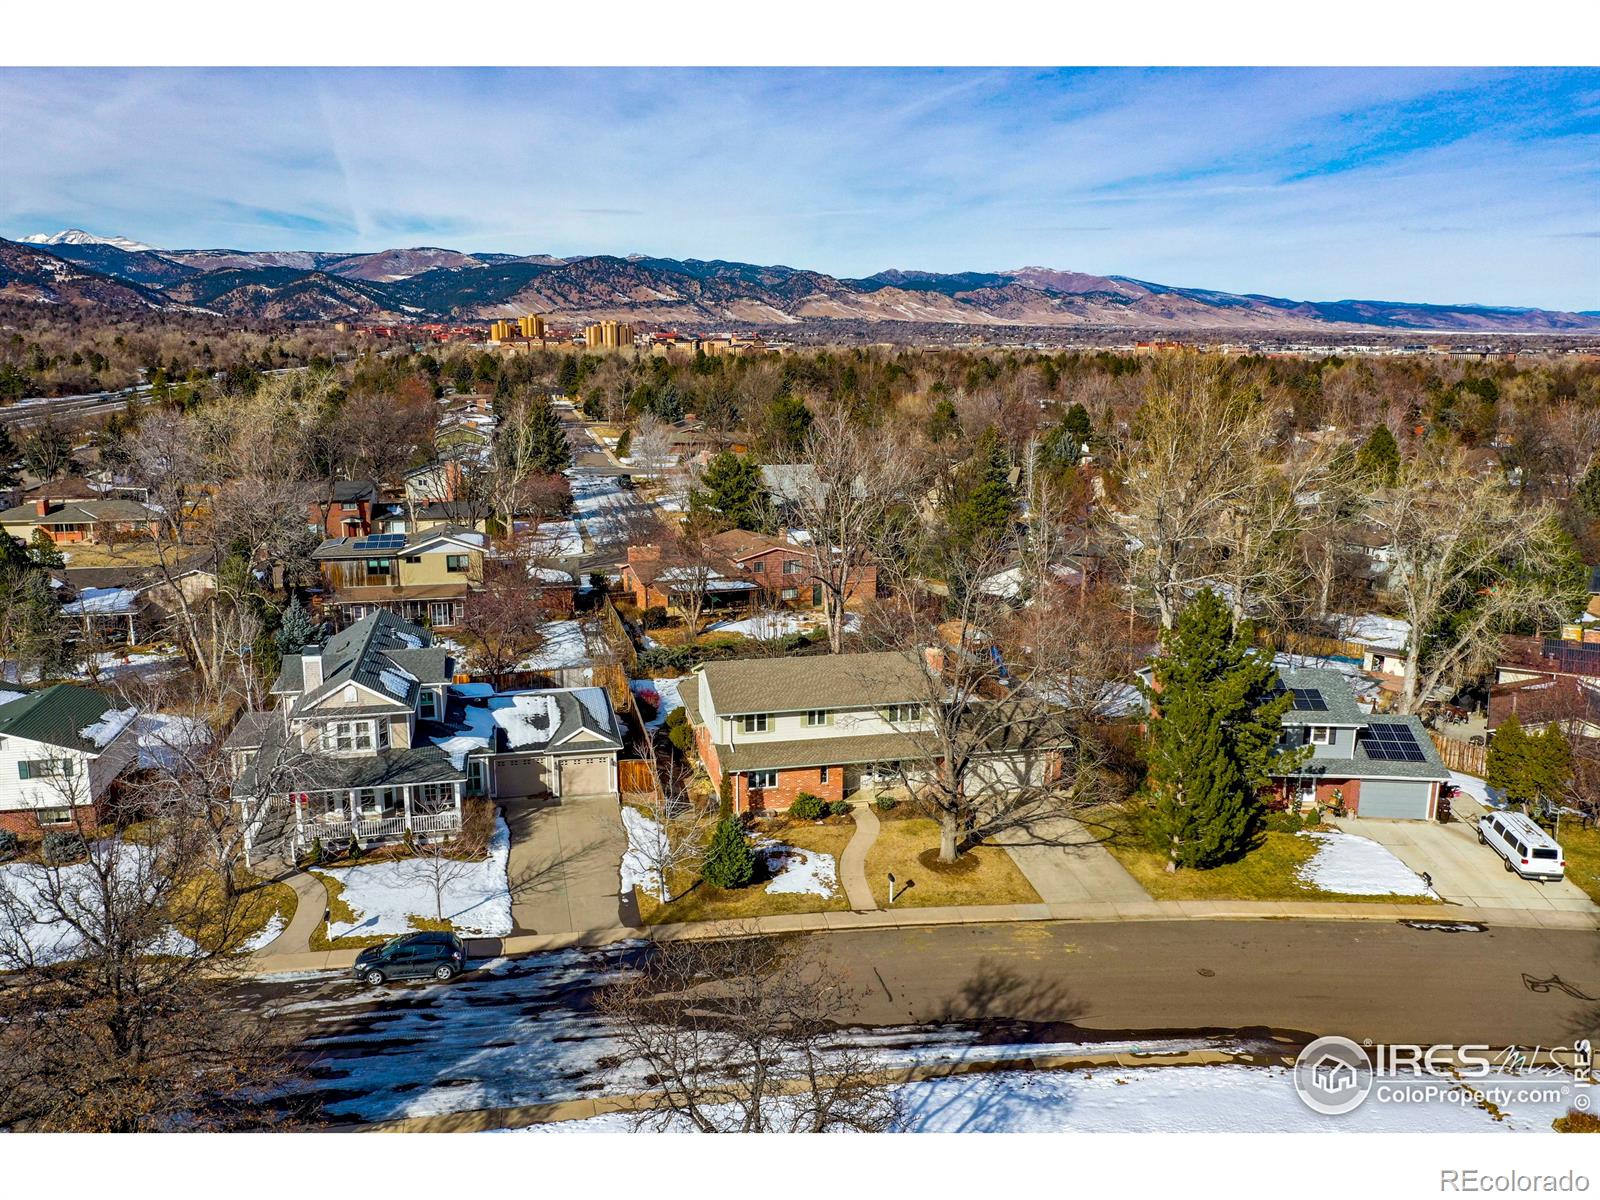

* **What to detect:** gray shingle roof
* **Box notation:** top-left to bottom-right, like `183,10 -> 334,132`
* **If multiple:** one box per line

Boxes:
294,611 -> 452,710
698,650 -> 929,716
1276,667 -> 1370,726
717,730 -> 937,773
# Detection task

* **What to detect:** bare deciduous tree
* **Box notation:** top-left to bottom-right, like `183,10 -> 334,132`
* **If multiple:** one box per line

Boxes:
596,935 -> 900,1132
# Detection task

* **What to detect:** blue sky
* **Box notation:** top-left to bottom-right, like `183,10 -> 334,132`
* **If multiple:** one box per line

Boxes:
2,67 -> 1596,310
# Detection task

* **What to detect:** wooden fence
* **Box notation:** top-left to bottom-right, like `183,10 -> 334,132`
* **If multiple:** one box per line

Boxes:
618,759 -> 659,797
1429,731 -> 1487,778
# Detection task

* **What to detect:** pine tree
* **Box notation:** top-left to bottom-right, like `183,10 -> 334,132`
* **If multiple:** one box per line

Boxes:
0,423 -> 21,490
614,428 -> 632,460
949,427 -> 1015,548
1354,424 -> 1401,485
1040,403 -> 1091,470
1141,589 -> 1305,870
275,596 -> 319,654
701,814 -> 756,889
1531,723 -> 1573,808
692,451 -> 767,530
763,392 -> 813,455
26,529 -> 64,570
927,397 -> 961,444
524,397 -> 572,474
1486,712 -> 1532,803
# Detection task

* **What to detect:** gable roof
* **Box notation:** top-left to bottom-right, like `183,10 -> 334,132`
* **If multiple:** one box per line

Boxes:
0,498 -> 155,525
0,683 -> 134,754
1274,666 -> 1371,726
311,525 -> 487,561
699,650 -> 930,717
707,529 -> 794,561
288,611 -> 452,711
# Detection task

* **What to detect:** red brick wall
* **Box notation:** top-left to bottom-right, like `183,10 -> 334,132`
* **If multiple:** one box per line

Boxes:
0,802 -> 103,836
745,765 -> 844,813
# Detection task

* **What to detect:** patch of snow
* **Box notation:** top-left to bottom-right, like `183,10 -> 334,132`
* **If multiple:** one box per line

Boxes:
135,712 -> 211,770
394,632 -> 423,649
528,519 -> 584,558
755,837 -> 838,898
320,817 -> 512,939
513,620 -> 589,672
79,705 -> 138,749
620,806 -> 671,901
241,911 -> 287,953
377,668 -> 414,699
61,586 -> 139,615
1297,830 -> 1436,897
450,682 -> 494,699
705,610 -> 825,639
631,677 -> 682,731
1334,613 -> 1410,651
0,688 -> 27,708
492,694 -> 559,748
1448,771 -> 1492,809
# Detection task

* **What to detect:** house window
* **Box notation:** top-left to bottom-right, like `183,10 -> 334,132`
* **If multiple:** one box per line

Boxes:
19,758 -> 73,780
749,770 -> 778,789
365,557 -> 393,577
783,559 -> 803,575
322,721 -> 374,753
376,719 -> 391,750
750,560 -> 765,573
819,766 -> 830,783
467,759 -> 488,795
1309,726 -> 1333,746
804,710 -> 831,727
882,704 -> 922,723
430,601 -> 454,626
419,690 -> 437,719
446,554 -> 470,573
740,713 -> 770,734
404,554 -> 423,564
781,588 -> 798,600
35,806 -> 71,825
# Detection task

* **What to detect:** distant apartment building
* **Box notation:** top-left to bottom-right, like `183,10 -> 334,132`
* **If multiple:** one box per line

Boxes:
583,320 -> 634,350
518,314 -> 545,339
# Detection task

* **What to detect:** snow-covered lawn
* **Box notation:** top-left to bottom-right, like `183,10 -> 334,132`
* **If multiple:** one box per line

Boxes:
527,519 -> 584,558
317,818 -> 513,939
705,610 -> 852,640
620,806 -> 672,901
630,676 -> 683,731
1297,830 -> 1436,897
241,911 -> 287,952
1449,770 -> 1493,809
0,848 -> 200,964
518,1064 -> 1573,1134
756,838 -> 838,897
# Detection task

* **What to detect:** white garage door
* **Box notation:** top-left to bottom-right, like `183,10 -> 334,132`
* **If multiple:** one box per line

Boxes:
559,755 -> 612,797
495,755 -> 546,799
1360,780 -> 1431,820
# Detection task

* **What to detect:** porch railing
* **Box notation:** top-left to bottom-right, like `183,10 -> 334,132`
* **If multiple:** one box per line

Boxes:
305,810 -> 461,844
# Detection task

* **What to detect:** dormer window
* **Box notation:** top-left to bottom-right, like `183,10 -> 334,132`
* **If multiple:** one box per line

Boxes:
322,721 -> 374,753
1309,726 -> 1333,746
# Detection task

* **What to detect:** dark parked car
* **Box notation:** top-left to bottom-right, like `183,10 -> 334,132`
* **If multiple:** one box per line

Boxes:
352,932 -> 466,985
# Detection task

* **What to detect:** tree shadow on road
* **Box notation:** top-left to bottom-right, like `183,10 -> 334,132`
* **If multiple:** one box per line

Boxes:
930,956 -> 1087,1025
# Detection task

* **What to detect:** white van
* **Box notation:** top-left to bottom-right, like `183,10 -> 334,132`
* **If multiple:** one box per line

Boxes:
1477,811 -> 1566,882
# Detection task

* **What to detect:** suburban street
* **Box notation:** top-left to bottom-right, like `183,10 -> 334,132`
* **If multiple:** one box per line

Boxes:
243,919 -> 1600,1124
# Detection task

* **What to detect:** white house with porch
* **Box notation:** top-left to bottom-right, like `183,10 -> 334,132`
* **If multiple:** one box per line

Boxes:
226,610 -> 622,861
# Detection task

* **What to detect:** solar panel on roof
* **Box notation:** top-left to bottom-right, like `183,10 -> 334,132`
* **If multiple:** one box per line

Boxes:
1363,722 -> 1426,763
1289,687 -> 1327,712
353,533 -> 406,551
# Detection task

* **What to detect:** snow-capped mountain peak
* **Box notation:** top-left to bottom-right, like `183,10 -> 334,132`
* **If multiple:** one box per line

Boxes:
20,228 -> 158,253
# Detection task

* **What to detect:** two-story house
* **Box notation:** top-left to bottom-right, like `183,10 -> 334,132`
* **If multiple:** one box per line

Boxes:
311,526 -> 486,630
1272,667 -> 1449,820
226,610 -> 623,858
0,683 -> 142,834
681,650 -> 988,812
309,479 -> 380,539
622,529 -> 875,617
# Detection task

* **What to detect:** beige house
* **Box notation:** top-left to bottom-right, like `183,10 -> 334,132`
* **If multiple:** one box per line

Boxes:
311,526 -> 486,629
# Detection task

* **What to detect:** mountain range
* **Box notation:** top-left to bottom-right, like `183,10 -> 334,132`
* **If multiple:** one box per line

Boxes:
2,228 -> 1595,334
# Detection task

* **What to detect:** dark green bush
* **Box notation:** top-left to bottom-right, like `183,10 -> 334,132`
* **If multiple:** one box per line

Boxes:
789,792 -> 825,821
874,795 -> 900,813
701,815 -> 756,889
42,830 -> 86,864
641,606 -> 670,630
828,799 -> 852,818
1263,809 -> 1304,834
0,830 -> 19,860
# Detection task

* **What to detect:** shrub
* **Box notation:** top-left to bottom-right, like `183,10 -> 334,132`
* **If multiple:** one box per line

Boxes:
701,815 -> 756,889
874,795 -> 900,813
828,799 -> 852,818
789,792 -> 825,821
634,689 -> 659,722
638,645 -> 700,673
308,836 -> 325,866
1264,810 -> 1303,834
615,428 -> 632,460
0,830 -> 18,860
42,830 -> 86,864
667,721 -> 694,754
641,606 -> 671,630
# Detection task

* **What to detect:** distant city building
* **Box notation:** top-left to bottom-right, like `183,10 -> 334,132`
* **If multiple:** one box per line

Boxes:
518,314 -> 546,339
583,320 -> 635,350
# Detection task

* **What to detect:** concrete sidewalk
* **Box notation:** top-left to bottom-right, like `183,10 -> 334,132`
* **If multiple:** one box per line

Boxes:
241,893 -> 1598,977
839,799 -> 881,910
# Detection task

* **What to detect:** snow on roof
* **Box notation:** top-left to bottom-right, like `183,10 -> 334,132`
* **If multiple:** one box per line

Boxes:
528,565 -> 575,584
492,693 -> 559,748
136,712 -> 211,770
79,706 -> 139,749
1337,613 -> 1411,651
377,667 -> 415,699
573,686 -> 612,734
61,587 -> 140,616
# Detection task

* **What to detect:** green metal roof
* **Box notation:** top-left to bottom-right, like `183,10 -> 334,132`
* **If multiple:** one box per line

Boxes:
0,683 -> 121,754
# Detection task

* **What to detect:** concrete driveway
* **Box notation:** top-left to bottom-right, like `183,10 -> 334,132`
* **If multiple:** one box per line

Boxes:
502,793 -> 636,935
1338,813 -> 1598,915
997,815 -> 1152,904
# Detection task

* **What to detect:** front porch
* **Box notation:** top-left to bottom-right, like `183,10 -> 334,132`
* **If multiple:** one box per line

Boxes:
293,780 -> 466,850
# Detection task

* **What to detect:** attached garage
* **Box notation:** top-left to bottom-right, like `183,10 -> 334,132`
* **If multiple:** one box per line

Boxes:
1358,779 -> 1433,820
495,755 -> 546,798
558,755 -> 613,797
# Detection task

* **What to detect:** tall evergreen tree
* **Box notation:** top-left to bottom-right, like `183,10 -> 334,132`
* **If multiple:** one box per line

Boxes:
1486,712 -> 1532,803
1040,403 -> 1092,471
525,397 -> 573,474
1532,724 -> 1573,808
701,814 -> 756,889
691,451 -> 767,531
763,392 -> 813,456
1354,424 -> 1401,485
948,427 -> 1015,548
1141,589 -> 1306,870
275,596 -> 320,655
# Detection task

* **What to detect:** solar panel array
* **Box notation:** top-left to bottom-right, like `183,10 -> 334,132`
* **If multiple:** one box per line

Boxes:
1363,721 -> 1426,763
1541,639 -> 1600,677
1289,687 -> 1328,712
353,533 -> 407,552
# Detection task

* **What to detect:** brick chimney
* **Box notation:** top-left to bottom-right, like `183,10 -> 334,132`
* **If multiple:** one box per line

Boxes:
33,498 -> 49,517
922,645 -> 946,679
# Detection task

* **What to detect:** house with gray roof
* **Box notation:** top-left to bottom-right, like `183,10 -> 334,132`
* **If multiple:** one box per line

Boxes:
1272,666 -> 1449,820
228,610 -> 620,858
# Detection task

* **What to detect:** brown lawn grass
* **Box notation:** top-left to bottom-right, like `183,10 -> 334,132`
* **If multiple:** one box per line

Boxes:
863,817 -> 1041,909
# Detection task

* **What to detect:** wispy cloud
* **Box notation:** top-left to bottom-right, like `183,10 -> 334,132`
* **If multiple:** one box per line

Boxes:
0,67 -> 1594,309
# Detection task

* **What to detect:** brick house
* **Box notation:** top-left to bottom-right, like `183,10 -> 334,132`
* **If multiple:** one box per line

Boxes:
0,497 -> 159,546
1270,667 -> 1449,820
621,529 -> 875,616
309,479 -> 379,539
0,684 -> 142,835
